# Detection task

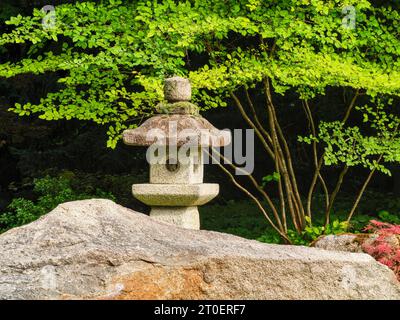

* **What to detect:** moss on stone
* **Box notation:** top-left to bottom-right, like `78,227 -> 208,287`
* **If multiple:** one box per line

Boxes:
156,101 -> 199,115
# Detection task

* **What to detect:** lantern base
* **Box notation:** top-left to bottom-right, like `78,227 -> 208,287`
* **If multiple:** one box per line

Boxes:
150,206 -> 200,230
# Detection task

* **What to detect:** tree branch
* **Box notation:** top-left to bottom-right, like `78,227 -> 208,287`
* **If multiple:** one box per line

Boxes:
210,147 -> 285,232
306,90 -> 360,219
205,149 -> 291,243
325,165 -> 349,226
346,155 -> 383,223
264,78 -> 303,231
303,100 -> 329,218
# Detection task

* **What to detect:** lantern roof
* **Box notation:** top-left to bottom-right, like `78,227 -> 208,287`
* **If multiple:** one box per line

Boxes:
122,77 -> 230,147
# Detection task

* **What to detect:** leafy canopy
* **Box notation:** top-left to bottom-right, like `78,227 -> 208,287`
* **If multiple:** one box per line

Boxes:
0,0 -> 399,150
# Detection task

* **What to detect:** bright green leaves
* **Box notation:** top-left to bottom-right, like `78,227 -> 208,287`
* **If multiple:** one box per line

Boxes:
245,0 -> 261,12
0,0 -> 399,149
5,14 -> 23,26
261,172 -> 281,188
106,123 -> 131,149
313,99 -> 400,175
287,216 -> 349,245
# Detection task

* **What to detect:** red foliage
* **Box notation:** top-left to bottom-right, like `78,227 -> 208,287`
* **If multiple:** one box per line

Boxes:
362,220 -> 400,281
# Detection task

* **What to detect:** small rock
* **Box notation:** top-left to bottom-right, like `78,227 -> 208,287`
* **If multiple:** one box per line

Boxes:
312,234 -> 368,253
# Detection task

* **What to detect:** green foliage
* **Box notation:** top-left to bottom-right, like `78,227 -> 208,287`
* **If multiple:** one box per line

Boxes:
207,194 -> 400,245
200,197 -> 355,244
377,210 -> 400,225
261,172 -> 280,188
66,170 -> 148,209
307,98 -> 400,175
156,101 -> 199,115
231,197 -> 400,246
256,231 -> 281,244
286,217 -> 349,245
0,0 -> 399,149
348,214 -> 372,232
200,199 -> 272,240
0,176 -> 115,233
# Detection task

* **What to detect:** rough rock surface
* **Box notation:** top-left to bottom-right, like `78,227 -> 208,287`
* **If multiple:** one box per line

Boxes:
164,76 -> 192,102
312,234 -> 367,253
313,233 -> 400,255
122,114 -> 230,147
0,199 -> 399,300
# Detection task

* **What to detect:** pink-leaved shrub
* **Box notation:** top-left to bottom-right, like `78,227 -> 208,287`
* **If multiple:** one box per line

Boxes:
362,220 -> 400,281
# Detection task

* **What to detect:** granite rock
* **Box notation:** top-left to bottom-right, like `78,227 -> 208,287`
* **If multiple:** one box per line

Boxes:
0,200 -> 399,300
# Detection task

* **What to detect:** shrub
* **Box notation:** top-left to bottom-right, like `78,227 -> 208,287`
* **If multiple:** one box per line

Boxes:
0,175 -> 115,233
256,232 -> 281,244
200,199 -> 272,240
285,218 -> 349,246
362,220 -> 400,280
201,196 -> 400,245
377,210 -> 400,225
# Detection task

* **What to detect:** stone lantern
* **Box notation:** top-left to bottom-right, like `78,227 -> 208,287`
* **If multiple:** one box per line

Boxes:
123,77 -> 230,230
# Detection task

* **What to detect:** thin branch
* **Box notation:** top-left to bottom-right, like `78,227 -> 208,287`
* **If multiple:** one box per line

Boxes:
205,149 -> 291,243
259,39 -> 301,222
244,88 -> 273,144
230,92 -> 274,159
210,147 -> 285,232
342,89 -> 360,124
231,91 -> 293,230
243,54 -> 302,229
267,102 -> 290,231
243,88 -> 289,231
273,99 -> 305,225
306,90 -> 360,218
258,42 -> 303,227
264,78 -> 303,231
303,100 -> 329,217
346,155 -> 383,223
325,165 -> 349,226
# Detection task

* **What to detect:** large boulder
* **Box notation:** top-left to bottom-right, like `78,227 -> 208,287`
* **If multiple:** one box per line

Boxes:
0,199 -> 399,300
